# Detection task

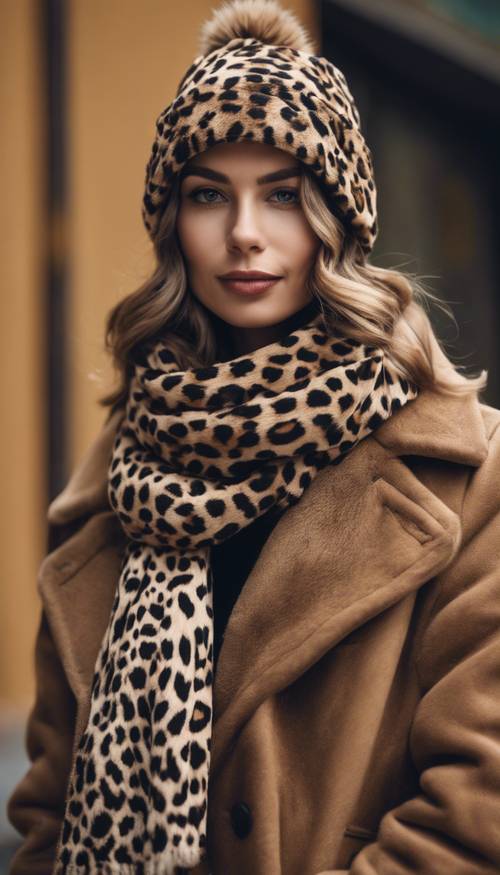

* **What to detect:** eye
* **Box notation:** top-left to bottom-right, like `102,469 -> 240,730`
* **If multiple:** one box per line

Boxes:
188,187 -> 224,204
269,188 -> 299,205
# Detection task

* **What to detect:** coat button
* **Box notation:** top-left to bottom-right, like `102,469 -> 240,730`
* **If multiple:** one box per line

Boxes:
230,802 -> 253,839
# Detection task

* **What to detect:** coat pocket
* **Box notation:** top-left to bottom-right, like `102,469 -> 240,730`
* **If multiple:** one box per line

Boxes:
340,824 -> 377,867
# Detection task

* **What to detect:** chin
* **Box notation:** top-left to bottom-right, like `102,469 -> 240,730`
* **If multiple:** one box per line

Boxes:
219,308 -> 295,329
218,294 -> 307,321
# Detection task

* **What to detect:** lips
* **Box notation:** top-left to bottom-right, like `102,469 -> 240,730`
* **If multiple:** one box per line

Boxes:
219,271 -> 282,280
219,276 -> 281,295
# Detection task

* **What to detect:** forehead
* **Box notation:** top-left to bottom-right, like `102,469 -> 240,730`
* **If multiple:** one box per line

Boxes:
185,141 -> 300,172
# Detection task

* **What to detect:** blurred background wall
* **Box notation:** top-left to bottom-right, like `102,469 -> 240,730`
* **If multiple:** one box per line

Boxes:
1,0 -> 499,862
322,0 -> 500,396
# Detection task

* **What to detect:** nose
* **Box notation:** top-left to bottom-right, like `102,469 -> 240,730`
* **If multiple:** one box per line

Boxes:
226,196 -> 265,254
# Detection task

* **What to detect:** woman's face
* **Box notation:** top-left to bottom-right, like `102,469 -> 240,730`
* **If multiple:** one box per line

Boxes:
176,141 -> 321,354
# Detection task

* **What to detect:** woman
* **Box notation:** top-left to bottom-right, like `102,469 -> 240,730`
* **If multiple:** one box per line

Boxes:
7,1 -> 500,873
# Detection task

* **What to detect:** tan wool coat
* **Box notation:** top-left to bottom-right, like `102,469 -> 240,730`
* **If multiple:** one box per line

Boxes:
7,379 -> 500,875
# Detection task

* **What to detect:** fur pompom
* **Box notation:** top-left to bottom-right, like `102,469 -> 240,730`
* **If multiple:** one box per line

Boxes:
198,0 -> 317,57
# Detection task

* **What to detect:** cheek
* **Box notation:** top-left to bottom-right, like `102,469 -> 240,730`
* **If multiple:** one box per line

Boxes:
176,209 -> 219,265
280,216 -> 320,271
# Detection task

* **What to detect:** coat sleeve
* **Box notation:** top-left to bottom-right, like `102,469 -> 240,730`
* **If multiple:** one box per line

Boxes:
6,515 -> 82,875
318,420 -> 500,875
6,407 -> 122,874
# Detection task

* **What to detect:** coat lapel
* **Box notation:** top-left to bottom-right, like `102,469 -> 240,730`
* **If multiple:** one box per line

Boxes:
41,358 -> 489,770
210,328 -> 489,771
209,410 -> 481,774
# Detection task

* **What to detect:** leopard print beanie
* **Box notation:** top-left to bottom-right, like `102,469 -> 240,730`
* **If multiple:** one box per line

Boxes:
142,0 -> 378,255
55,316 -> 419,874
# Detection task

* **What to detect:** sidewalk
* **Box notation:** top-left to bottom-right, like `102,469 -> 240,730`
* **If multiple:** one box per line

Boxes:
0,706 -> 29,874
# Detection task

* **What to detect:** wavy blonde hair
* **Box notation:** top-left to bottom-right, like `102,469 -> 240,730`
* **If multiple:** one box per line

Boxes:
99,167 -> 488,412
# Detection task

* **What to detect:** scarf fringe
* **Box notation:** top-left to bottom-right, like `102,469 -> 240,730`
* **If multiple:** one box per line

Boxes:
61,847 -> 208,875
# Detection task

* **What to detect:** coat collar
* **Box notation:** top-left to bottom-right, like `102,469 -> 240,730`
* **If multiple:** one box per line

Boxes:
375,380 -> 487,466
374,303 -> 488,467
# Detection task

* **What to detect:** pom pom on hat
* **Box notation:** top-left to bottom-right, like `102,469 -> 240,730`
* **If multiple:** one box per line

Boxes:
198,0 -> 318,57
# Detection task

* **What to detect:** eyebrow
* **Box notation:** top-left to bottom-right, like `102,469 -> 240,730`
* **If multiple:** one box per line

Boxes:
180,166 -> 302,185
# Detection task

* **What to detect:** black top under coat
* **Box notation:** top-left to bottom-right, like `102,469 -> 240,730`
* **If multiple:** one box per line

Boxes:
210,502 -> 286,671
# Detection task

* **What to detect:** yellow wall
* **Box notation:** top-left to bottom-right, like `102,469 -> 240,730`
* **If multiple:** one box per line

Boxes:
1,1 -> 320,708
0,0 -> 45,713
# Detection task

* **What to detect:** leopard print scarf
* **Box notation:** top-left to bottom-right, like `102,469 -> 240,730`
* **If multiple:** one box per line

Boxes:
55,318 -> 418,874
